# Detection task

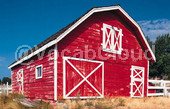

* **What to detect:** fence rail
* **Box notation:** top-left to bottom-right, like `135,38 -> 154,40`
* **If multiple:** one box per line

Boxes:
0,82 -> 12,95
148,80 -> 170,97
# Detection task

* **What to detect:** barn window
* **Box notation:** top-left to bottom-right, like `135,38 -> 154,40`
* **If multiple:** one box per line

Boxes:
35,65 -> 43,79
102,23 -> 123,54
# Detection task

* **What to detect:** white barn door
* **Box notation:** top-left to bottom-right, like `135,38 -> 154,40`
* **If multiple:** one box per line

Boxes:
130,66 -> 144,97
16,69 -> 24,94
63,57 -> 104,99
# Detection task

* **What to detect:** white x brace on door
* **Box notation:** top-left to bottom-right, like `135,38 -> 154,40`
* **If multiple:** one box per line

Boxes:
63,57 -> 104,99
130,65 -> 144,97
16,69 -> 24,94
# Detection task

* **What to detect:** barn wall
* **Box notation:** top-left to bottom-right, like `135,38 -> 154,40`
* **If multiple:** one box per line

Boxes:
11,46 -> 54,100
11,11 -> 150,100
57,11 -> 149,98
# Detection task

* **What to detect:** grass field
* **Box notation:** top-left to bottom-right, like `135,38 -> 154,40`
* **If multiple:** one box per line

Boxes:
57,97 -> 170,109
1,94 -> 170,109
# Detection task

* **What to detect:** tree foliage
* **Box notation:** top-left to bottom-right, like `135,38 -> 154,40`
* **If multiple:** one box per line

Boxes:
1,77 -> 11,85
148,34 -> 170,79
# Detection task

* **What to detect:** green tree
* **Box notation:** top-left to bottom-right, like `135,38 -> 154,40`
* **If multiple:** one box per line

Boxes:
2,77 -> 11,85
0,79 -> 1,84
148,34 -> 170,79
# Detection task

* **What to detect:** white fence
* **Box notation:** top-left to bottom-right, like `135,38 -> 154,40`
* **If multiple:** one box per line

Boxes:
0,82 -> 12,95
148,80 -> 170,97
1,80 -> 170,97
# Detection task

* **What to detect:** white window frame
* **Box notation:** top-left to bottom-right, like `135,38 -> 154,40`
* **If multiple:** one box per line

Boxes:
101,23 -> 123,54
35,65 -> 43,79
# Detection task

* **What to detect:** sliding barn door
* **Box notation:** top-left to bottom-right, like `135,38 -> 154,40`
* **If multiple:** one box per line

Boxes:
63,57 -> 104,99
130,66 -> 144,97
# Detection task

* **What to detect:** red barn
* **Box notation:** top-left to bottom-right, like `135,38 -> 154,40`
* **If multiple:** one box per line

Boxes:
8,5 -> 156,101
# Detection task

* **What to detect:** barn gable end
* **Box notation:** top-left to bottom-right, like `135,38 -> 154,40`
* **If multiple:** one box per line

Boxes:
57,10 -> 149,99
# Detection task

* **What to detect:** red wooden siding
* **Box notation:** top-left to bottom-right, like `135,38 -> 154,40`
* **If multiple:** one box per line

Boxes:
57,11 -> 149,99
11,47 -> 54,100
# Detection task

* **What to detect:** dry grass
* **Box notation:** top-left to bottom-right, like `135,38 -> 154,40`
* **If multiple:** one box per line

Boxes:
125,97 -> 166,109
0,93 -> 53,109
56,97 -> 170,109
1,94 -> 170,109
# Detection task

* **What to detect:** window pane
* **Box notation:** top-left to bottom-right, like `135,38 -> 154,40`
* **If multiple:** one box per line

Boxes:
37,66 -> 42,78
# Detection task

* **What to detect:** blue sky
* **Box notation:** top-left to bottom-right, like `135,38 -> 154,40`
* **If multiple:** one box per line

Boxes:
0,0 -> 170,79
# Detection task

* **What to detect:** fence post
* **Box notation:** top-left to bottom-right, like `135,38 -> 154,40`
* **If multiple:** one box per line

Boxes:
7,82 -> 9,95
162,81 -> 167,96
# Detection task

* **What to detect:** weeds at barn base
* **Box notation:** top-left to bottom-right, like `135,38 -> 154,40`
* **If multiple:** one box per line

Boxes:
1,94 -> 170,109
55,97 -> 170,109
0,93 -> 53,109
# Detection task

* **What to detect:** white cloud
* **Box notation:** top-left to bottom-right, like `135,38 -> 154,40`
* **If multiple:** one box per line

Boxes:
138,19 -> 170,41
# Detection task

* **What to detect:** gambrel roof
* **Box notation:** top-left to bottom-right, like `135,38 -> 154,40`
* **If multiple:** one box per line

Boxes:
9,5 -> 156,69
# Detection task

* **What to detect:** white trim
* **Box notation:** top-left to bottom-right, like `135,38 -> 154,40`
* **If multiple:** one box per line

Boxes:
143,69 -> 145,97
8,5 -> 155,69
65,96 -> 103,99
63,56 -> 104,64
63,56 -> 104,99
11,71 -> 13,93
8,41 -> 57,69
102,62 -> 104,97
54,44 -> 58,101
130,65 -> 145,98
147,61 -> 149,96
63,56 -> 66,98
35,65 -> 43,79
